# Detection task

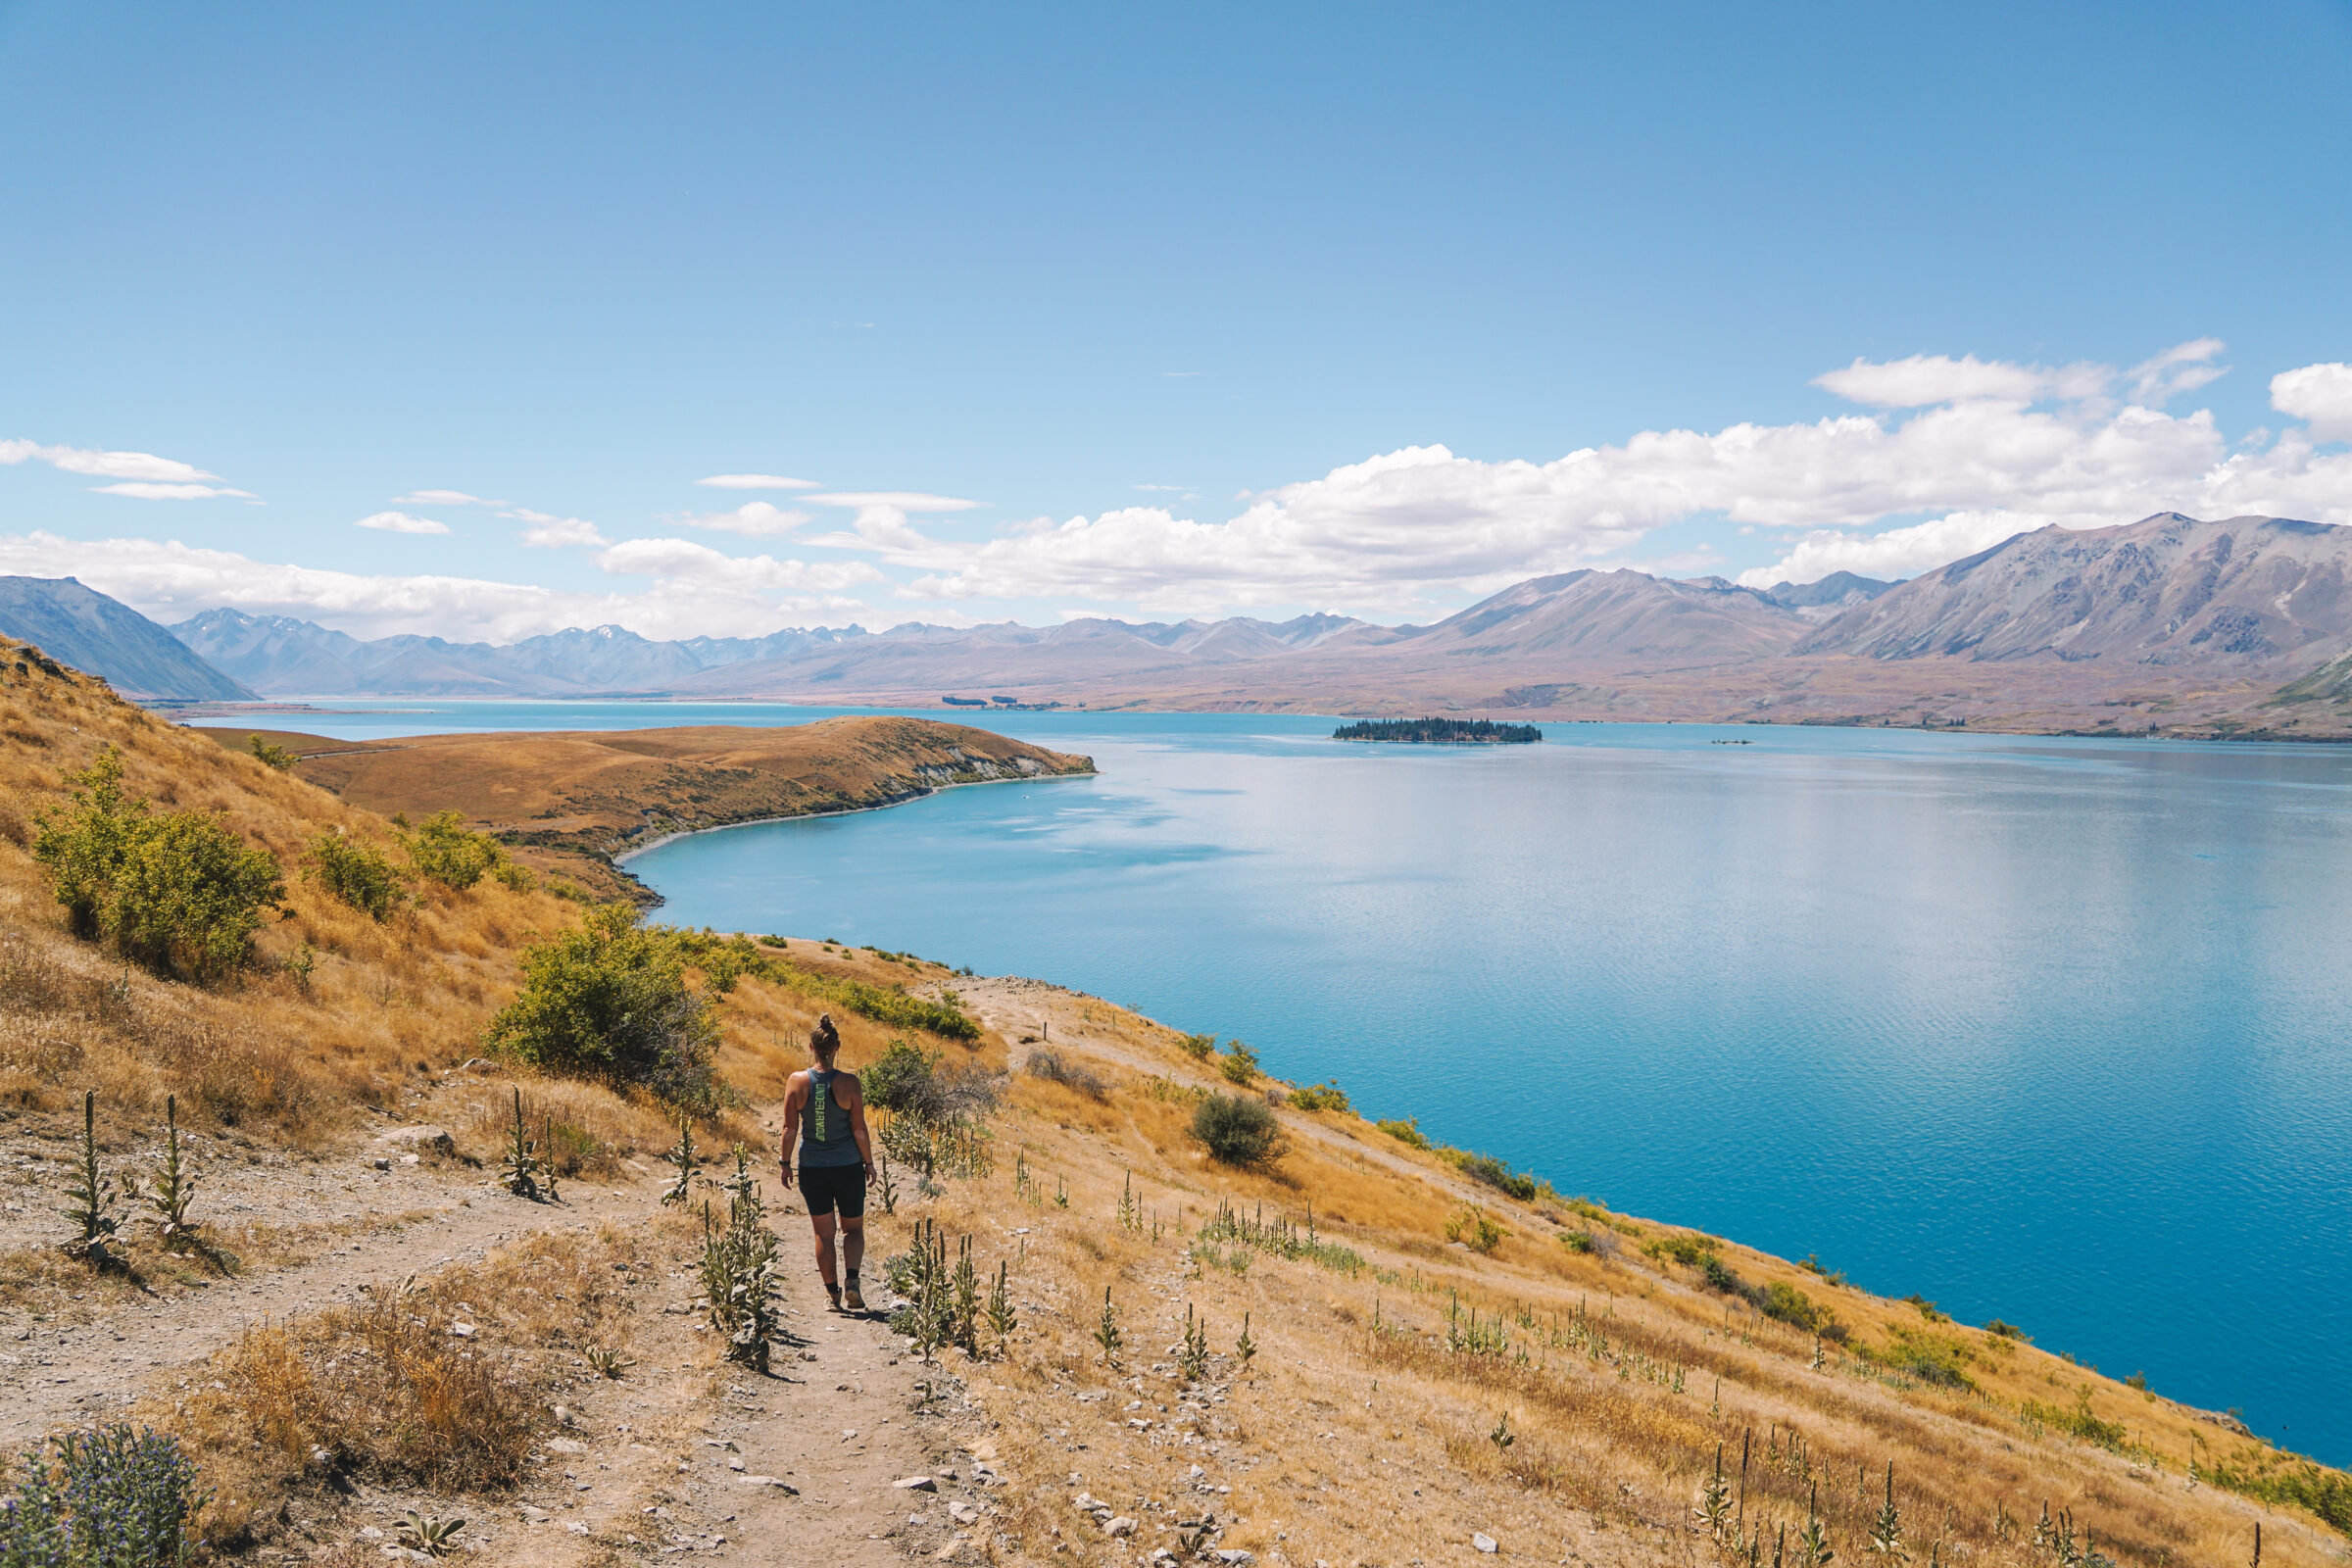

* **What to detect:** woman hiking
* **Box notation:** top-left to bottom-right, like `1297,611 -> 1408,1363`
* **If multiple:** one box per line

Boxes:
778,1014 -> 876,1312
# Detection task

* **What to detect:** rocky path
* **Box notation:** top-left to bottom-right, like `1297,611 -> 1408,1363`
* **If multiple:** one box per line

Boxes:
0,1097 -> 999,1566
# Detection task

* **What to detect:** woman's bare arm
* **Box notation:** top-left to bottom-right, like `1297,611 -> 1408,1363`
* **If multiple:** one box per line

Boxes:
778,1072 -> 806,1178
842,1071 -> 877,1182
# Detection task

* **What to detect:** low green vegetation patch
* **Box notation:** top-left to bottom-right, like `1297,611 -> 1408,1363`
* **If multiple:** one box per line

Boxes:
1376,1116 -> 1429,1149
1332,716 -> 1542,745
305,827 -> 406,920
682,933 -> 979,1040
1288,1080 -> 1351,1113
395,809 -> 531,891
2198,1449 -> 2352,1534
1441,1147 -> 1541,1201
1872,1325 -> 1978,1389
485,904 -> 727,1112
2020,1390 -> 2131,1452
32,745 -> 283,981
1193,1093 -> 1284,1166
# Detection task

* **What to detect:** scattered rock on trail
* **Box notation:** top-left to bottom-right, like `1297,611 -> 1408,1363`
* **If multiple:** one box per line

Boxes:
1473,1532 -> 1500,1553
896,1475 -> 939,1492
373,1124 -> 456,1155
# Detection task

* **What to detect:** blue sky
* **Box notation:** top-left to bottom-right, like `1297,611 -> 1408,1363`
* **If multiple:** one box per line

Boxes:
4,1 -> 2352,640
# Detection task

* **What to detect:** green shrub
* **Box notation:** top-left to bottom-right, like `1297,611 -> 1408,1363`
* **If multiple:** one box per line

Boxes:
483,904 -> 725,1111
1877,1327 -> 1976,1389
396,809 -> 516,890
1456,1152 -> 1538,1201
1218,1040 -> 1259,1085
1643,1232 -> 1719,1267
1288,1080 -> 1351,1113
1192,1093 -> 1283,1166
1377,1117 -> 1429,1149
1984,1317 -> 2031,1342
670,933 -> 980,1041
2020,1390 -> 2129,1452
1758,1280 -> 1836,1336
863,1040 -> 941,1112
1445,1204 -> 1506,1253
32,747 -> 283,980
1561,1230 -> 1596,1254
246,733 -> 296,770
1177,1033 -> 1215,1060
305,827 -> 406,919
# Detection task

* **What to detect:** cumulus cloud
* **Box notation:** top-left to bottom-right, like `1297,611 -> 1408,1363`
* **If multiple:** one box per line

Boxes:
0,529 -> 875,641
354,511 -> 450,535
2272,363 -> 2352,443
673,501 -> 810,538
510,510 -> 608,549
594,536 -> 882,594
887,344 -> 2352,603
696,473 -> 821,490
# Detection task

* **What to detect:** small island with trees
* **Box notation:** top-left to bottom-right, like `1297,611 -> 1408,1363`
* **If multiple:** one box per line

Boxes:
1332,716 -> 1543,745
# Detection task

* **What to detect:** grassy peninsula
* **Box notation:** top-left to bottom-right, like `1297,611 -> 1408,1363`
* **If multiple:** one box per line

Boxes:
2,632 -> 2346,1567
203,716 -> 1096,900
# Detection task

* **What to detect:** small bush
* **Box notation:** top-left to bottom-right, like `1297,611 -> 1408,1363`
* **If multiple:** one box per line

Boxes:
1644,1232 -> 1718,1267
1562,1229 -> 1596,1254
1218,1040 -> 1259,1085
396,809 -> 516,891
1026,1050 -> 1105,1099
1456,1151 -> 1538,1201
1984,1317 -> 2032,1342
0,1423 -> 208,1564
1178,1033 -> 1216,1060
33,746 -> 284,980
246,733 -> 296,770
1878,1326 -> 1977,1389
863,1040 -> 941,1113
483,904 -> 725,1111
1446,1204 -> 1507,1253
305,827 -> 406,919
1288,1080 -> 1351,1113
1193,1093 -> 1283,1166
1376,1116 -> 1429,1149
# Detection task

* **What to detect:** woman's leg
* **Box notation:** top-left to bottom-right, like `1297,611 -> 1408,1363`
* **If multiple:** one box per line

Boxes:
809,1210 -> 840,1290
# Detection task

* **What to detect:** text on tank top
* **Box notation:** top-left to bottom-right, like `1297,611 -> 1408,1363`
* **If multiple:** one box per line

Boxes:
799,1067 -> 861,1166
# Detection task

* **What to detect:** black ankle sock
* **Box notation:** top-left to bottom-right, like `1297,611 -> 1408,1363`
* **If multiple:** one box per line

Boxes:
845,1269 -> 860,1287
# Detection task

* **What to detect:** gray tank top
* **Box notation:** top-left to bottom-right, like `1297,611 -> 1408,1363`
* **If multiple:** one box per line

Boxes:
798,1068 -> 861,1166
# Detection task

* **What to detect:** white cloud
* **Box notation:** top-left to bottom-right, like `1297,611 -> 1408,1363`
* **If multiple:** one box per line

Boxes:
2272,363 -> 2352,443
510,510 -> 608,549
394,488 -> 492,506
808,491 -> 983,512
1812,354 -> 2086,409
696,473 -> 821,490
2128,338 -> 2229,404
88,482 -> 259,501
594,537 -> 882,594
354,511 -> 450,535
884,346 -> 2352,604
0,529 -> 875,641
1,438 -> 224,484
673,501 -> 809,538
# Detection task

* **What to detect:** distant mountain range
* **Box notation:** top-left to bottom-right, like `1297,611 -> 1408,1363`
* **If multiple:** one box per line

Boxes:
10,512 -> 2352,735
0,576 -> 255,701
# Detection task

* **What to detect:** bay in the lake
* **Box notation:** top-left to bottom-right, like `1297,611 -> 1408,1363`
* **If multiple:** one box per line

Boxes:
226,701 -> 2352,1463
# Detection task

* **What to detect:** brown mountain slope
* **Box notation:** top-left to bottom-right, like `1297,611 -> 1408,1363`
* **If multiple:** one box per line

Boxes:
1795,513 -> 2352,665
203,716 -> 1096,898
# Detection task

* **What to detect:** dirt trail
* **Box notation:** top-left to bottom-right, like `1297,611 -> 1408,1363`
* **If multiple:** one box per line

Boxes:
0,1088 -> 1000,1566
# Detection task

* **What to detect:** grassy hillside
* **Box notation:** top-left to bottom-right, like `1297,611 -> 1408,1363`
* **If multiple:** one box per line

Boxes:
200,718 -> 1096,898
1,634 -> 2345,1567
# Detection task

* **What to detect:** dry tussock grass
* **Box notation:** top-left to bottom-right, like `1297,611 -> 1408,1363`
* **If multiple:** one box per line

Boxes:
878,983 -> 2351,1568
155,1219 -> 679,1546
0,661 -> 596,1151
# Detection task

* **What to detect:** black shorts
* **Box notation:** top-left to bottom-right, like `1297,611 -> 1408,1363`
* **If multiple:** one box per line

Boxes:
797,1162 -> 866,1219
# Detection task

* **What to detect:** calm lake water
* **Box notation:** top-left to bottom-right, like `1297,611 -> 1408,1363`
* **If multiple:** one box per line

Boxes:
208,701 -> 2352,1463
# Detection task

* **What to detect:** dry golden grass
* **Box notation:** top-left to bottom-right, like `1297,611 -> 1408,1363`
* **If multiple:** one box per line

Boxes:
153,1218 -> 681,1548
881,982 -> 2352,1568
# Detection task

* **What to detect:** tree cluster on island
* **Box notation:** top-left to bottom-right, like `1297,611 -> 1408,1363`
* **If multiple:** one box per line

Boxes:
1332,715 -> 1543,744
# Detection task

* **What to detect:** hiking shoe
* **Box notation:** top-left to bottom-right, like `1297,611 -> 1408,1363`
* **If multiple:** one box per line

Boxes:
825,1285 -> 843,1312
843,1283 -> 865,1311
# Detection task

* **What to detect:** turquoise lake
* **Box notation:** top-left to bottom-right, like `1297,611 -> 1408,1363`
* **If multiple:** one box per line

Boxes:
213,702 -> 2352,1464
